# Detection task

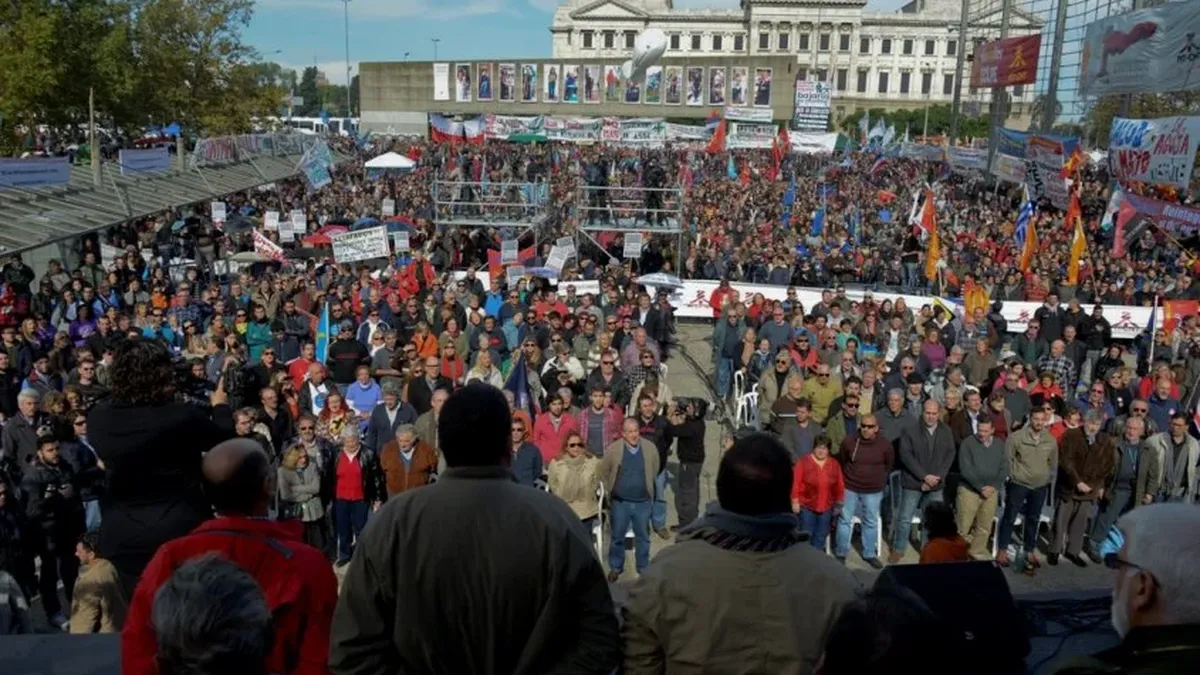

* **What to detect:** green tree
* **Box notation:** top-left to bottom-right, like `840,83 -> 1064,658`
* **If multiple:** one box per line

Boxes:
296,66 -> 320,116
349,74 -> 360,117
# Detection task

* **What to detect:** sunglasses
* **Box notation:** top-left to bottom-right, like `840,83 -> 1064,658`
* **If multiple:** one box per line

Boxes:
776,360 -> 790,365
567,442 -> 584,448
861,423 -> 877,429
299,426 -> 315,431
818,372 -> 830,377
845,402 -> 859,408
511,427 -> 525,433
601,361 -> 614,366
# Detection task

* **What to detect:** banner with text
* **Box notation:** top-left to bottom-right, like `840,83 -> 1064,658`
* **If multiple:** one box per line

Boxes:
331,227 -> 389,264
1025,135 -> 1069,209
970,34 -> 1042,88
0,157 -> 71,190
1108,116 -> 1200,189
1079,3 -> 1200,97
791,80 -> 832,132
118,147 -> 172,176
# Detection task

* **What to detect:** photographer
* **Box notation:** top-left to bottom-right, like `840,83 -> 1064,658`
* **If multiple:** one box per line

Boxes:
667,397 -> 707,529
21,431 -> 83,629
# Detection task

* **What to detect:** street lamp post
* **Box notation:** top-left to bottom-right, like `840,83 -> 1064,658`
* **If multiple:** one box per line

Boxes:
432,38 -> 441,61
342,0 -> 352,117
948,0 -> 970,146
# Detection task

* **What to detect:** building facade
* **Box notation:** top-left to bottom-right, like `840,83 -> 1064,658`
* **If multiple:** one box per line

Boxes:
550,0 -> 1042,124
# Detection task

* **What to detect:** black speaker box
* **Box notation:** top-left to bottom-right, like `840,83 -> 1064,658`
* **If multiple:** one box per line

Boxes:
873,561 -> 1030,673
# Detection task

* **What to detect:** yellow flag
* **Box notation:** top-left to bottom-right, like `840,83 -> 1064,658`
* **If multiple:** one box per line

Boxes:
922,191 -> 940,282
1067,220 -> 1086,285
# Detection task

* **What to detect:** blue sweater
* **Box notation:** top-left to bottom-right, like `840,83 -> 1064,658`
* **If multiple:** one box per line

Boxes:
613,445 -> 649,502
343,381 -> 382,417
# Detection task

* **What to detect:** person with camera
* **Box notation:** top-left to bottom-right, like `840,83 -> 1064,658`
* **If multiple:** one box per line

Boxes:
667,397 -> 706,530
22,430 -> 84,629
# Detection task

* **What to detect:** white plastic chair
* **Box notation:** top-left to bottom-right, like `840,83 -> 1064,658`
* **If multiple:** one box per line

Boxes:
659,362 -> 668,379
732,370 -> 746,401
594,482 -> 606,559
737,391 -> 760,429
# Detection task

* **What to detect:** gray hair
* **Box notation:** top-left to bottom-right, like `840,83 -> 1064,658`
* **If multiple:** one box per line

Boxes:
152,554 -> 271,675
1083,410 -> 1106,426
1118,504 -> 1200,625
340,425 -> 360,443
886,388 -> 904,401
16,388 -> 38,405
394,424 -> 417,441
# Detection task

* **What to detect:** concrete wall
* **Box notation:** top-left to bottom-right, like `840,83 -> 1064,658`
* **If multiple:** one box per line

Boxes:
360,55 -> 802,128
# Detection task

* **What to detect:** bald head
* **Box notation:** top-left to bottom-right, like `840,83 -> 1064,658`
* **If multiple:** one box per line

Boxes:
203,439 -> 273,517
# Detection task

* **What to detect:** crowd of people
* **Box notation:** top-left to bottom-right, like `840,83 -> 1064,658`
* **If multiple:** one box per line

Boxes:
0,128 -> 1196,673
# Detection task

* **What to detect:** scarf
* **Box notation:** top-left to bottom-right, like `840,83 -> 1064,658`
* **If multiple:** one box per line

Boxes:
678,503 -> 806,553
1163,436 -> 1190,496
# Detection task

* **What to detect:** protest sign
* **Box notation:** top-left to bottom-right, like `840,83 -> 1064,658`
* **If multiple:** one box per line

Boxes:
1108,116 -> 1200,189
1079,3 -> 1200,97
1024,136 -> 1069,209
331,228 -> 390,263
290,209 -> 306,232
500,240 -> 519,264
506,265 -> 526,286
0,157 -> 71,189
392,231 -> 410,252
970,35 -> 1041,88
623,233 -> 644,259
264,211 -> 280,231
382,199 -> 395,217
556,236 -> 575,253
278,215 -> 295,243
211,201 -> 227,224
252,230 -> 285,262
546,246 -> 569,272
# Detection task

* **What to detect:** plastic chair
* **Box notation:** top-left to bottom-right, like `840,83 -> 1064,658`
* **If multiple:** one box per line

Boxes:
732,370 -> 746,401
738,391 -> 760,429
594,482 -> 606,559
885,470 -> 923,547
659,362 -> 669,379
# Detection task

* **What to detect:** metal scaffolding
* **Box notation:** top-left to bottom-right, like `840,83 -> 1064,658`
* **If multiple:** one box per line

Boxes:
574,183 -> 685,268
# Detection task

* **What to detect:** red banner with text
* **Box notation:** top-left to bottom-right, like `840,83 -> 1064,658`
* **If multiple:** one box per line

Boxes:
970,34 -> 1042,89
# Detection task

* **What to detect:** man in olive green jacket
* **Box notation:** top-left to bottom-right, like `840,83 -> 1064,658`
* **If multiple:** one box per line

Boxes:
621,433 -> 859,675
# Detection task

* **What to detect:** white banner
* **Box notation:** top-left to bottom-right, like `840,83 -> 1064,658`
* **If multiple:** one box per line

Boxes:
252,230 -> 285,262
118,147 -> 171,176
264,211 -> 280,231
623,233 -> 643,259
790,132 -> 839,154
1079,3 -> 1200,97
664,123 -> 710,141
792,80 -> 832,132
290,209 -> 306,233
991,153 -> 1027,184
0,157 -> 72,190
392,231 -> 410,252
1108,116 -> 1200,189
723,106 -> 773,123
278,215 -> 295,243
331,228 -> 390,263
947,147 -> 988,171
1025,136 -> 1069,209
728,122 -> 777,149
381,199 -> 395,217
433,63 -> 451,101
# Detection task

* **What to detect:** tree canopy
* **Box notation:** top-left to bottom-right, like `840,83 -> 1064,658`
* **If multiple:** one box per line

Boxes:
835,105 -> 990,142
0,0 -> 286,148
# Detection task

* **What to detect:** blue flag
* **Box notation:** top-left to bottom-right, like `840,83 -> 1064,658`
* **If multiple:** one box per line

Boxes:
1014,199 -> 1035,247
810,207 -> 825,238
315,302 -> 330,364
1145,297 -> 1158,338
504,355 -> 536,418
727,155 -> 737,180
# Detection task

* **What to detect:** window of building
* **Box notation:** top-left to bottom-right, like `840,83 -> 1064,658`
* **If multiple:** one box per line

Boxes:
857,70 -> 869,93
947,40 -> 957,56
712,34 -> 723,51
860,37 -> 871,54
759,32 -> 769,50
881,38 -> 892,54
799,33 -> 810,51
691,34 -> 702,50
797,67 -> 808,81
840,33 -> 851,52
900,72 -> 910,93
878,71 -> 890,93
819,33 -> 831,51
921,72 -> 932,94
836,69 -> 848,91
943,73 -> 954,95
734,34 -> 744,51
925,39 -> 935,55
903,39 -> 913,55
567,32 -> 572,46
779,32 -> 789,50
582,31 -> 593,49
816,68 -> 827,83
670,34 -> 680,50
625,31 -> 636,49
603,31 -> 614,49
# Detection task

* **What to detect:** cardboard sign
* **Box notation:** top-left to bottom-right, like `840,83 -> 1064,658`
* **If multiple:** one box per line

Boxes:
623,232 -> 644,259
264,211 -> 280,231
211,201 -> 227,224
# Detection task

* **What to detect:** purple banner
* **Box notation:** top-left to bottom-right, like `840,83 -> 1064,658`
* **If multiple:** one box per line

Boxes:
1122,192 -> 1200,236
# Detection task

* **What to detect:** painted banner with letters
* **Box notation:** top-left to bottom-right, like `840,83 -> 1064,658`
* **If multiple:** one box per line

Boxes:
1025,135 -> 1069,209
1078,2 -> 1200,97
330,228 -> 389,264
1120,191 -> 1200,236
0,157 -> 71,190
727,122 -> 777,149
790,132 -> 839,154
1108,116 -> 1200,189
970,35 -> 1042,88
990,153 -> 1027,184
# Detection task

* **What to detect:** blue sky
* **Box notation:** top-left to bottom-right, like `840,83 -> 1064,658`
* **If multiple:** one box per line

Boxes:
245,0 -> 912,84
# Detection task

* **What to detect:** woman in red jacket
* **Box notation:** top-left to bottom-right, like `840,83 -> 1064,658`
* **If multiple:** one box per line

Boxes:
791,435 -> 844,551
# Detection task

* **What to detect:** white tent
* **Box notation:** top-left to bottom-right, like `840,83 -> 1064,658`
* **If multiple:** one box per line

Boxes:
364,152 -> 416,171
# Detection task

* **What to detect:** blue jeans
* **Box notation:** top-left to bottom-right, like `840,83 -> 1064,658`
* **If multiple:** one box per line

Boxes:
835,490 -> 883,560
892,488 -> 944,554
716,357 -> 734,399
83,500 -> 102,533
799,508 -> 833,550
996,482 -> 1049,555
652,470 -> 669,530
609,499 -> 652,574
334,499 -> 369,563
902,261 -> 920,290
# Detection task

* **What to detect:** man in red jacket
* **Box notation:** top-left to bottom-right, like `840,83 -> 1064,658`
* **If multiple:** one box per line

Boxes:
122,438 -> 338,675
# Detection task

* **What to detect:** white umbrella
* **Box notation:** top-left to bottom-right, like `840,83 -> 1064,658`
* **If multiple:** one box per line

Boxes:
635,272 -> 684,289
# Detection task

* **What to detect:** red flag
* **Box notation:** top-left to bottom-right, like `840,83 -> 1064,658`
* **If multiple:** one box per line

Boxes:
1111,198 -> 1137,258
486,246 -> 536,280
739,160 -> 750,187
1163,300 -> 1199,334
706,120 -> 726,154
1064,188 -> 1083,232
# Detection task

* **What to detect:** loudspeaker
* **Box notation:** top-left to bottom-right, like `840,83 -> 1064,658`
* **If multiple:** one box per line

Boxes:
874,561 -> 1030,673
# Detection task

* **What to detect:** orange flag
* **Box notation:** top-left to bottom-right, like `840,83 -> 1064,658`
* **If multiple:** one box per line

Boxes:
706,120 -> 727,154
1164,300 -> 1200,334
921,190 -> 940,282
1018,213 -> 1038,273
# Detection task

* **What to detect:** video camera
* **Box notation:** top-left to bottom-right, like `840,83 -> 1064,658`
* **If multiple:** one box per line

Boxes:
671,396 -> 709,421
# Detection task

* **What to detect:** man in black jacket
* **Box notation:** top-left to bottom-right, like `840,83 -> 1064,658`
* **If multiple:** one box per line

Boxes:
21,432 -> 84,628
667,400 -> 705,529
326,321 -> 369,390
890,399 -> 956,563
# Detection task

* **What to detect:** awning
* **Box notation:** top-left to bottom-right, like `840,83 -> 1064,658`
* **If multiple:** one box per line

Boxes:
0,150 -> 350,254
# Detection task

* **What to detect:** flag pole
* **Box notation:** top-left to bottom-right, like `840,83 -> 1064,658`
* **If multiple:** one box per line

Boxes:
1148,293 -> 1158,368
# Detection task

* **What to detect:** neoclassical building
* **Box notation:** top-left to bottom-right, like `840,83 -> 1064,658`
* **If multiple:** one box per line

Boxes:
550,0 -> 1042,124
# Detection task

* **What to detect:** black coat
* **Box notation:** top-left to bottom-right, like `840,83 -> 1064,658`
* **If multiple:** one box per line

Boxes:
87,399 -> 234,594
407,375 -> 451,416
60,439 -> 105,503
21,458 -> 83,550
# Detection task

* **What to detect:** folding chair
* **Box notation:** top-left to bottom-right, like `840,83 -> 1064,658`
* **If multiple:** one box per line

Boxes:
738,391 -> 760,429
732,370 -> 745,401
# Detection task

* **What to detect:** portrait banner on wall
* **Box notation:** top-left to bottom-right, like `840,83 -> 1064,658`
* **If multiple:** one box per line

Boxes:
584,65 -> 601,103
544,63 -> 560,103
644,66 -> 663,104
664,66 -> 683,105
686,66 -> 704,105
477,63 -> 493,101
454,64 -> 472,103
754,68 -> 772,107
499,64 -> 516,102
563,64 -> 580,103
730,67 -> 749,106
521,64 -> 538,102
709,67 -> 726,106
604,65 -> 622,103
432,63 -> 450,101
624,73 -> 641,103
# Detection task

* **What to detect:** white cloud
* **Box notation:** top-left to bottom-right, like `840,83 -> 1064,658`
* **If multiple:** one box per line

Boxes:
258,0 -> 507,19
